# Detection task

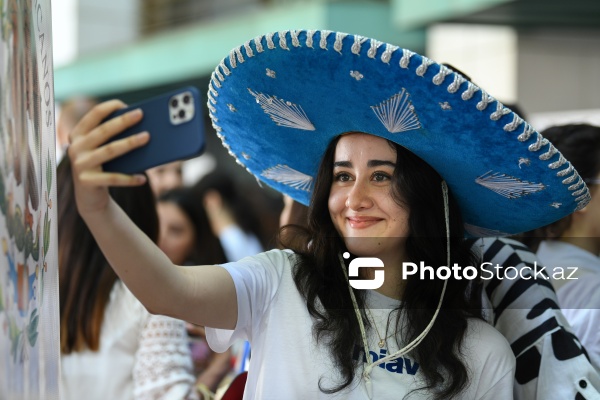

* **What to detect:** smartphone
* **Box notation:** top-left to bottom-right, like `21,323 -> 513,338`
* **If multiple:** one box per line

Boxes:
102,86 -> 205,174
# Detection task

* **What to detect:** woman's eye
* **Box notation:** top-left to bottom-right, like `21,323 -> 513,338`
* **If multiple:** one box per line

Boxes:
373,172 -> 390,182
334,173 -> 350,182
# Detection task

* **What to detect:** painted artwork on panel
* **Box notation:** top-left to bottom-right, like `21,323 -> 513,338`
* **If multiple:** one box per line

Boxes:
0,0 -> 59,399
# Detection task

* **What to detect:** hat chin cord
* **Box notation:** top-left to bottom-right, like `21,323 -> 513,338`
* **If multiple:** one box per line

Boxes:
339,181 -> 450,399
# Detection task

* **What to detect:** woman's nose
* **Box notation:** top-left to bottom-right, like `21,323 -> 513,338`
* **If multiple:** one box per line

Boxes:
345,181 -> 373,210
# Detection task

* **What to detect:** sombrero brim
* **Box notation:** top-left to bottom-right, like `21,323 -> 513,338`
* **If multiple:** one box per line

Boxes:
207,29 -> 589,237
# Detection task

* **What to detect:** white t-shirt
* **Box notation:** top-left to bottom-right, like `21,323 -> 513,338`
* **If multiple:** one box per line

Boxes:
537,240 -> 600,371
61,281 -> 198,400
206,250 -> 515,399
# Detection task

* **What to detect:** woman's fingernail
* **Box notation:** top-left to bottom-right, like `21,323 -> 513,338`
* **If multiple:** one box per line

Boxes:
137,131 -> 150,141
129,108 -> 143,118
134,174 -> 147,184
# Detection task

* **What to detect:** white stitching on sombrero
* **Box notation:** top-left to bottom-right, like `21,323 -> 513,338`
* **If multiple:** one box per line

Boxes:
399,49 -> 414,68
279,30 -> 290,50
517,124 -> 535,142
351,35 -> 368,55
350,71 -> 364,81
381,44 -> 399,64
254,36 -> 264,53
518,158 -> 530,168
528,134 -> 548,152
415,57 -> 433,76
433,65 -> 452,85
227,104 -> 236,112
243,41 -> 254,58
490,103 -> 511,121
439,102 -> 452,110
207,91 -> 216,107
503,114 -> 523,132
460,81 -> 479,99
371,89 -> 421,133
569,177 -> 584,191
208,81 -> 218,98
320,30 -> 332,50
266,69 -> 276,78
306,30 -> 316,48
539,144 -> 557,161
207,103 -> 216,114
290,30 -> 301,47
573,186 -> 587,197
475,171 -> 546,199
447,73 -> 466,93
210,71 -> 221,89
248,88 -> 316,131
229,50 -> 238,68
553,160 -> 572,176
242,152 -> 251,160
236,47 -> 245,64
266,32 -> 276,49
210,72 -> 221,89
576,193 -> 591,206
367,39 -> 382,59
334,32 -> 348,54
219,59 -> 231,76
476,92 -> 494,111
563,174 -> 578,185
550,202 -> 562,208
214,68 -> 225,83
261,165 -> 313,192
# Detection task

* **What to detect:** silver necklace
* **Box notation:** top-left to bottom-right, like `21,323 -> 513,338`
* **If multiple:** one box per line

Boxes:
365,307 -> 395,348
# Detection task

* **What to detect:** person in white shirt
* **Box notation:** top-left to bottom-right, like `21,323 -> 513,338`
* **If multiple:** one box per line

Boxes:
522,123 -> 600,371
65,30 -> 590,399
58,158 -> 199,400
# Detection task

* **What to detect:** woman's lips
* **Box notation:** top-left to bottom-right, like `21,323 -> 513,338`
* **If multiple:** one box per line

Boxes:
346,216 -> 382,229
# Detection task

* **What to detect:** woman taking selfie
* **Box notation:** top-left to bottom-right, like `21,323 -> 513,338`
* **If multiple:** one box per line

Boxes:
66,30 -> 588,399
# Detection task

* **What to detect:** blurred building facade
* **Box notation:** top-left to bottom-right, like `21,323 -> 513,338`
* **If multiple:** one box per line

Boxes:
52,0 -> 600,177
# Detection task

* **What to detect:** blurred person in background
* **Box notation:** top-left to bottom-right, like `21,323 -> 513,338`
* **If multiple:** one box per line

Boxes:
58,157 -> 200,400
56,96 -> 98,163
147,160 -> 184,198
192,172 -> 264,262
157,187 -> 234,396
522,123 -> 600,371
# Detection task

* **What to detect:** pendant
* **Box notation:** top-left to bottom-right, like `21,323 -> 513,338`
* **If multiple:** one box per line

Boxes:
378,339 -> 385,348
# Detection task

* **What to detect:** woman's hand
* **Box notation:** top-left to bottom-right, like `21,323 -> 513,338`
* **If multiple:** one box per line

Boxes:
68,100 -> 150,216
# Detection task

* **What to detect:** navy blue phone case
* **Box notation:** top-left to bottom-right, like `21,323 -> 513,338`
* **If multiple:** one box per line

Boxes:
102,86 -> 205,174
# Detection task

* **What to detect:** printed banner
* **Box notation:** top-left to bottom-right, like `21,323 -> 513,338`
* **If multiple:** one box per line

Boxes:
0,0 -> 60,399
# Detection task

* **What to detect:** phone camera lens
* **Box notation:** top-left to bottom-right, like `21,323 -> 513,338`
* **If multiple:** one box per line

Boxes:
183,95 -> 190,104
171,99 -> 179,108
178,109 -> 186,119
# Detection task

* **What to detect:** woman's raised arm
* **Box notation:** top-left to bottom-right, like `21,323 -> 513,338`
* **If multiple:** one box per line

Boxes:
68,100 -> 237,329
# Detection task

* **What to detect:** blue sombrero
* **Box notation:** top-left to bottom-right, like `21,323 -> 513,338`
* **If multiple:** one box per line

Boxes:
207,29 -> 590,237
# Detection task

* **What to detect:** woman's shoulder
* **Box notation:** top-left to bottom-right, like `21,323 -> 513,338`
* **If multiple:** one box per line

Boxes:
464,318 -> 515,368
465,318 -> 512,350
224,248 -> 298,270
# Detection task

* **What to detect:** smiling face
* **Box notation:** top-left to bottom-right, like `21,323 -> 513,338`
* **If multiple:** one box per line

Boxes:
328,133 -> 409,261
